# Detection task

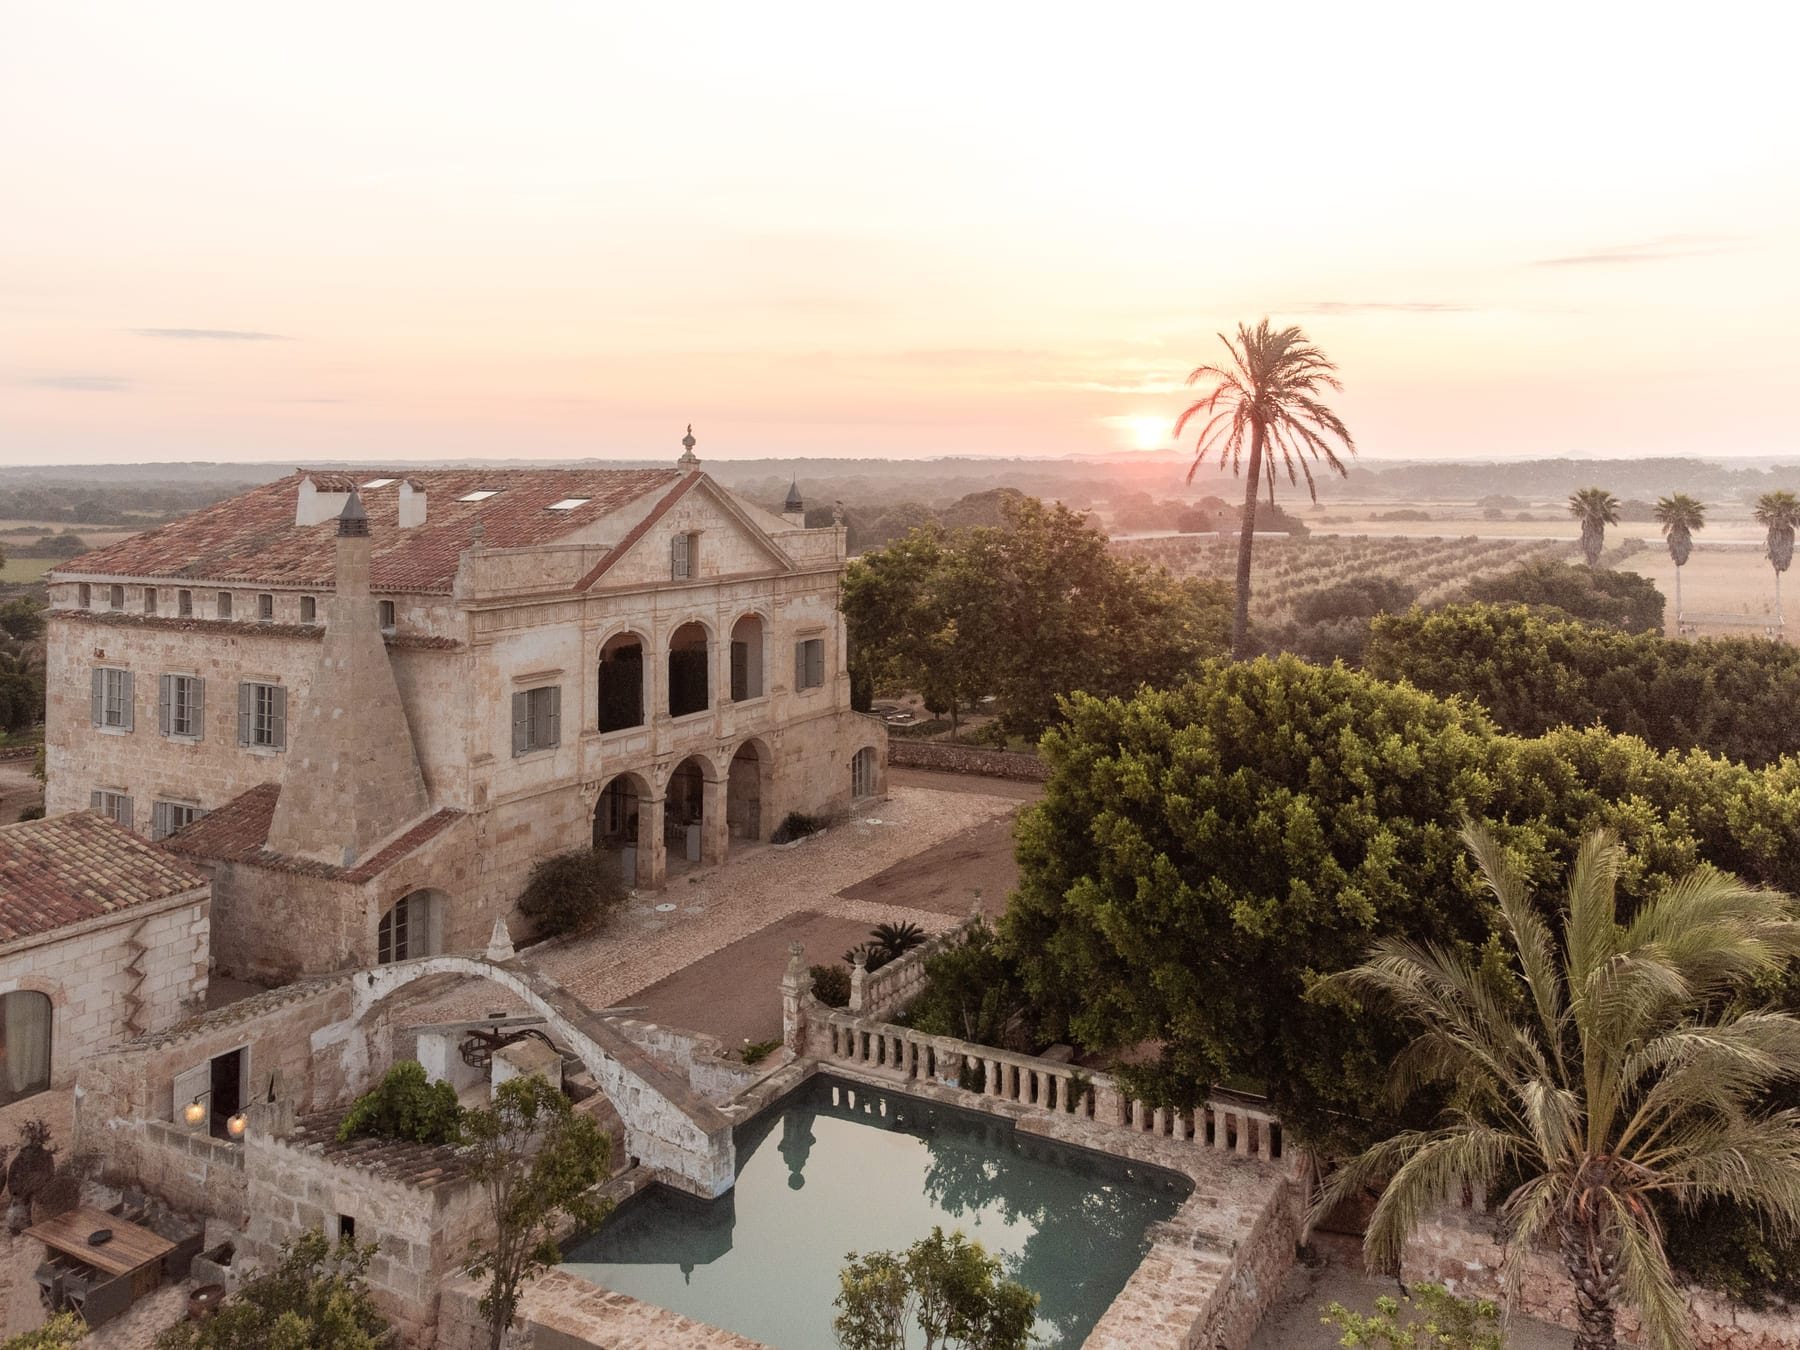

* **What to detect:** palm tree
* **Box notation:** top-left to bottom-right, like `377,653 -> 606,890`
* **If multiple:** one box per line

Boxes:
1568,488 -> 1621,567
1175,319 -> 1355,658
1754,490 -> 1799,631
1314,826 -> 1800,1350
1653,494 -> 1706,631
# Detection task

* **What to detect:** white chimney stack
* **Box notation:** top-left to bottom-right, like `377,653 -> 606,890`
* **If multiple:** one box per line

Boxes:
398,479 -> 427,529
295,475 -> 351,526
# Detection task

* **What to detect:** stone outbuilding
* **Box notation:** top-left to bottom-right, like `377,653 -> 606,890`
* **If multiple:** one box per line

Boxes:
0,811 -> 210,1135
43,435 -> 887,980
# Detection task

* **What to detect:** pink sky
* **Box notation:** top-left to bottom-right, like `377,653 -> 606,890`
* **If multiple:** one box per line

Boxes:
3,2 -> 1797,466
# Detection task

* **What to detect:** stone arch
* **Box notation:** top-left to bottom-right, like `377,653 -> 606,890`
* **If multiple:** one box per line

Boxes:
727,737 -> 772,846
592,770 -> 653,886
661,754 -> 715,871
727,611 -> 769,702
597,628 -> 649,732
666,618 -> 714,719
376,888 -> 447,964
351,953 -> 734,1195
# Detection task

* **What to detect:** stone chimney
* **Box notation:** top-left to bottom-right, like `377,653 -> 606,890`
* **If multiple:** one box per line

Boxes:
397,479 -> 427,529
266,491 -> 429,867
295,475 -> 351,526
782,479 -> 805,527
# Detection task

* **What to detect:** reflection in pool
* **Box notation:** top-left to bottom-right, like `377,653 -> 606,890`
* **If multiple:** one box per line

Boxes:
562,1074 -> 1192,1349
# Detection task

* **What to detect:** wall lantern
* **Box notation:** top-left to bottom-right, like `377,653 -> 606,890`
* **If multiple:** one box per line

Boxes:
226,1111 -> 248,1139
183,1098 -> 206,1127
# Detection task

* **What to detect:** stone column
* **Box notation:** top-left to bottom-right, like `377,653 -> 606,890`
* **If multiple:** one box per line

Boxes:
848,952 -> 869,1015
780,942 -> 812,1055
641,793 -> 668,888
701,774 -> 729,865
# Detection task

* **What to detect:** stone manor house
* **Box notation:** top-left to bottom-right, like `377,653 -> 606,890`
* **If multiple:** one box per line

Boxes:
42,444 -> 886,982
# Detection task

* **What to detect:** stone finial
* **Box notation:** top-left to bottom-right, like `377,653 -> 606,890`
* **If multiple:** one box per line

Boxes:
831,499 -> 845,526
678,423 -> 700,467
486,917 -> 515,962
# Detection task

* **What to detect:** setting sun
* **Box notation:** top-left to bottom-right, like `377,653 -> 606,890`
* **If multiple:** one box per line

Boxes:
1126,415 -> 1170,451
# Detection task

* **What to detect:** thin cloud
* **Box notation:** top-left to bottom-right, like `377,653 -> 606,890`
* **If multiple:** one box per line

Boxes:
129,327 -> 291,341
1532,234 -> 1746,267
28,374 -> 129,392
1288,301 -> 1478,315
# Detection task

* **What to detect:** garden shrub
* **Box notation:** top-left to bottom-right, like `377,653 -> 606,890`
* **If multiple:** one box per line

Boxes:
337,1061 -> 462,1146
517,848 -> 628,937
907,921 -> 1031,1050
809,963 -> 851,1008
2,1313 -> 86,1349
771,811 -> 825,844
155,1232 -> 389,1350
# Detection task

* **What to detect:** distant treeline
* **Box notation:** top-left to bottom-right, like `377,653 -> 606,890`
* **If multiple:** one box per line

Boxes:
0,483 -> 235,525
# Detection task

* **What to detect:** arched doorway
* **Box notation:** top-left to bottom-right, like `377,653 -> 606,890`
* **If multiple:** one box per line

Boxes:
851,746 -> 880,800
668,622 -> 710,718
727,741 -> 767,845
663,756 -> 709,871
593,773 -> 647,886
377,889 -> 446,964
728,614 -> 765,702
598,632 -> 646,732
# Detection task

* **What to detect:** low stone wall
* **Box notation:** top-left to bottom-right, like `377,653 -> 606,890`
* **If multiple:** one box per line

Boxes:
605,1017 -> 765,1105
1403,1206 -> 1800,1350
886,738 -> 1048,782
437,1269 -> 776,1350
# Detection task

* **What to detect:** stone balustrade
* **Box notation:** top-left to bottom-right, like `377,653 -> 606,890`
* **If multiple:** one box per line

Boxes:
818,1009 -> 1288,1166
848,908 -> 983,1021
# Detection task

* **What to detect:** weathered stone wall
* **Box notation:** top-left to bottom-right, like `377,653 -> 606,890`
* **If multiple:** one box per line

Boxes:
73,979 -> 363,1223
887,738 -> 1048,781
1402,1207 -> 1800,1350
242,1128 -> 487,1348
0,887 -> 209,1091
436,1269 -> 777,1350
605,1018 -> 764,1104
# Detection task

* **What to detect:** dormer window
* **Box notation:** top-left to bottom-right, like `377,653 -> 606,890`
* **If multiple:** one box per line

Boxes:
458,490 -> 500,502
547,498 -> 589,511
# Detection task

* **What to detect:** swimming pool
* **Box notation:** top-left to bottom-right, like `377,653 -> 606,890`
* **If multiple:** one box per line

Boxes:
562,1073 -> 1192,1348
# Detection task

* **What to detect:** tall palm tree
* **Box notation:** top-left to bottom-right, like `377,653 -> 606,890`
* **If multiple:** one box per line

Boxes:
1754,490 -> 1799,631
1568,488 -> 1621,567
1653,494 -> 1706,631
1314,827 -> 1800,1350
1175,319 -> 1355,658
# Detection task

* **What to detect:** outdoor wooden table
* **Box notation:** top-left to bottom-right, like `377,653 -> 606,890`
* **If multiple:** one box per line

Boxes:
25,1205 -> 176,1298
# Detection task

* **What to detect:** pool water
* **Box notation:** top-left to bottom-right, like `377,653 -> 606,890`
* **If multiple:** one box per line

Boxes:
562,1074 -> 1192,1349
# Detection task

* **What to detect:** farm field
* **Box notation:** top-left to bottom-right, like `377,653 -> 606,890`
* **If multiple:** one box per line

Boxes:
0,557 -> 54,584
1116,533 -> 1577,622
1617,543 -> 1793,642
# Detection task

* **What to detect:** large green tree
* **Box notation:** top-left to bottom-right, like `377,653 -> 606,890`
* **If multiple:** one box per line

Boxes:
1365,603 -> 1800,768
1464,559 -> 1664,634
1317,827 -> 1800,1350
1653,493 -> 1706,629
1754,489 -> 1799,625
1569,488 -> 1622,567
841,497 -> 1228,738
1002,657 -> 1800,1150
1175,319 -> 1355,658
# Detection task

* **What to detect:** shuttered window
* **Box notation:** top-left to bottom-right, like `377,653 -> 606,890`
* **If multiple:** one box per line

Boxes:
151,800 -> 204,841
257,593 -> 274,623
300,596 -> 316,624
794,638 -> 825,691
511,685 -> 562,756
144,587 -> 158,615
90,789 -> 133,828
238,682 -> 287,748
177,589 -> 193,617
670,532 -> 691,580
91,667 -> 134,730
216,592 -> 233,619
158,674 -> 204,739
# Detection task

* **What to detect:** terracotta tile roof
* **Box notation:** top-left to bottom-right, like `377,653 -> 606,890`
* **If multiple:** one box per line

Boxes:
123,975 -> 349,1050
0,812 -> 207,944
54,468 -> 683,595
49,609 -> 463,650
288,1109 -> 472,1190
163,783 -> 463,884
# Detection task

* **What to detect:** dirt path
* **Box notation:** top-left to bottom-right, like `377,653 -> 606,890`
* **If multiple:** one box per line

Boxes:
0,756 -> 41,825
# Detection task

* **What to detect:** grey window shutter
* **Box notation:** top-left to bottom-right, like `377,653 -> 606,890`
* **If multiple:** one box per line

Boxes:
671,532 -> 688,579
813,641 -> 825,687
512,691 -> 529,756
152,802 -> 168,840
159,675 -> 172,735
192,678 -> 205,741
118,795 -> 134,829
237,682 -> 252,744
271,686 -> 287,748
90,789 -> 103,812
548,686 -> 562,747
91,668 -> 104,726
121,671 -> 135,730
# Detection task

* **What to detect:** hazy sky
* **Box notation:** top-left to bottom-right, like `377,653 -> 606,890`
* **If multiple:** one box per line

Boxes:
3,2 -> 1797,466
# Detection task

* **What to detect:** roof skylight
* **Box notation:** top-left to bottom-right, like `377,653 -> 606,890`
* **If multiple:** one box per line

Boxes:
458,490 -> 500,502
362,477 -> 397,489
547,498 -> 590,511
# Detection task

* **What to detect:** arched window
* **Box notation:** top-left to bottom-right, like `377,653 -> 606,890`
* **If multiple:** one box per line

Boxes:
598,632 -> 646,732
729,615 -> 765,702
668,622 -> 710,719
851,747 -> 878,799
378,891 -> 443,964
1,991 -> 52,1106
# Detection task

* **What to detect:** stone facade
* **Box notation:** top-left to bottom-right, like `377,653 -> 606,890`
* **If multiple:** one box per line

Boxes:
45,462 -> 887,976
1403,1206 -> 1800,1350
